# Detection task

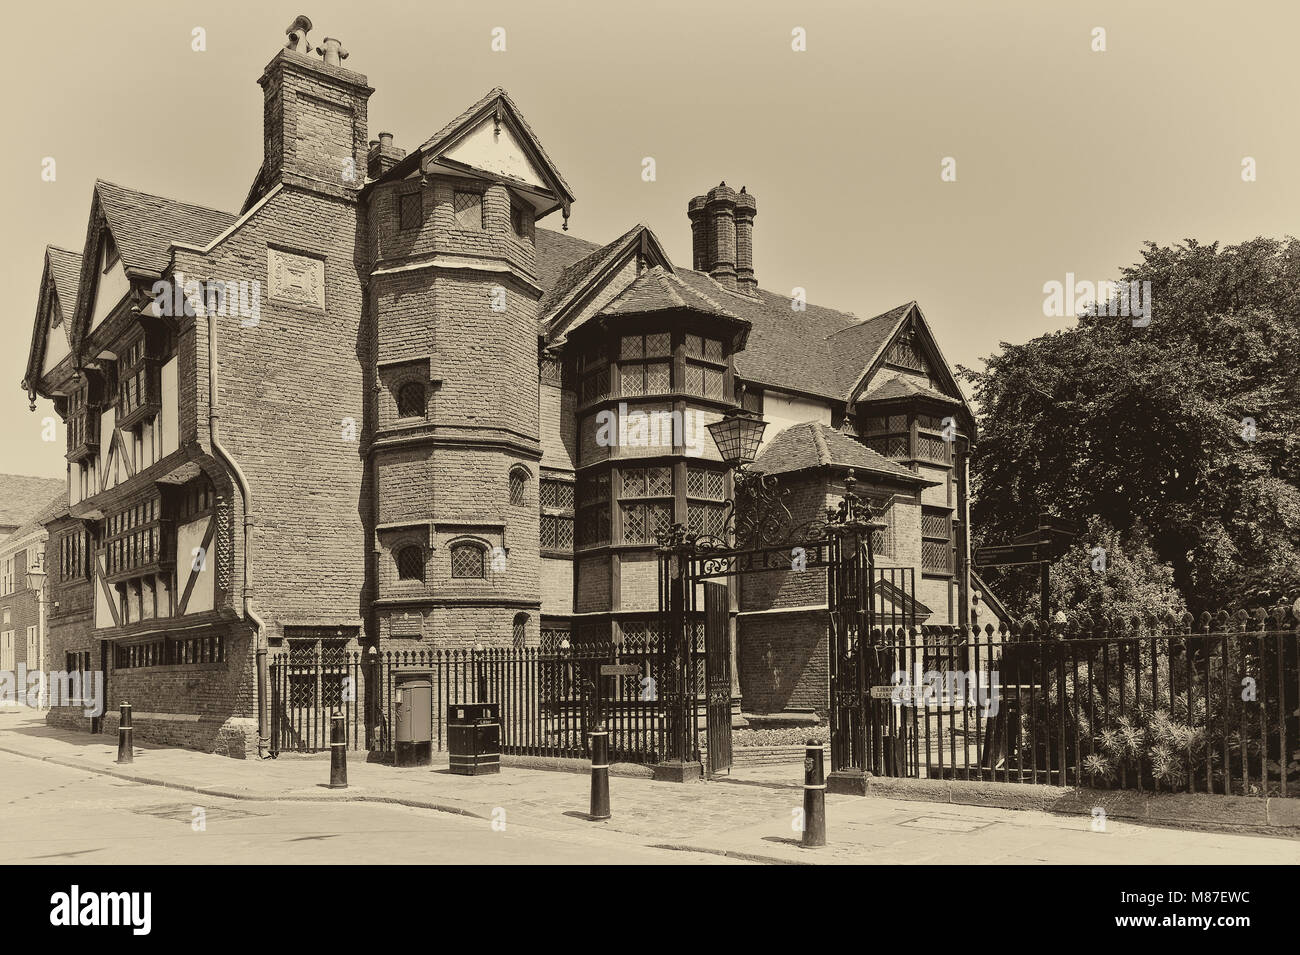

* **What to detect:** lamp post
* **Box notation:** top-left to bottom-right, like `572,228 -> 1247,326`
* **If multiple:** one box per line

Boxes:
25,561 -> 47,709
652,408 -> 770,778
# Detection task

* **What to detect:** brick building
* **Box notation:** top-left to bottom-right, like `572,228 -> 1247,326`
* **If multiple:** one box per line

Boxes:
0,478 -> 64,707
20,28 -> 977,753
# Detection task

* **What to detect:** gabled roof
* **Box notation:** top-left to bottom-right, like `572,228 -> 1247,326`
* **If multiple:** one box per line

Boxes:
863,373 -> 963,405
753,421 -> 932,484
600,266 -> 740,319
374,87 -> 575,217
93,180 -> 236,277
539,224 -> 646,322
0,476 -> 66,532
1,490 -> 69,550
826,303 -> 913,397
540,224 -> 676,340
23,246 -> 82,395
535,227 -> 602,295
46,247 -> 82,311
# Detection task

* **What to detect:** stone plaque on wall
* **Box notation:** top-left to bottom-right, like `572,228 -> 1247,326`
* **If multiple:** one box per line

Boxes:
267,247 -> 326,309
390,611 -> 423,637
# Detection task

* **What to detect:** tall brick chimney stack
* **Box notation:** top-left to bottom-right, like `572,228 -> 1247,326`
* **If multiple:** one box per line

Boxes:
734,187 -> 757,292
257,23 -> 374,201
689,182 -> 755,293
688,195 -> 710,271
367,131 -> 406,178
705,182 -> 738,288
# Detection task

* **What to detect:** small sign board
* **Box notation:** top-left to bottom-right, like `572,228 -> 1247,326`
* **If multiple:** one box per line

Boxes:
600,664 -> 642,677
973,543 -> 1043,567
869,685 -> 921,699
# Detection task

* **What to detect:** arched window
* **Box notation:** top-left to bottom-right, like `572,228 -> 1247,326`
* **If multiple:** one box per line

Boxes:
512,613 -> 528,650
509,467 -> 529,506
450,542 -> 485,579
397,381 -> 426,419
396,544 -> 424,582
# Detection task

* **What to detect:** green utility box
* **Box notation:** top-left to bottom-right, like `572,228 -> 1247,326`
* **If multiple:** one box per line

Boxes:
393,669 -> 433,767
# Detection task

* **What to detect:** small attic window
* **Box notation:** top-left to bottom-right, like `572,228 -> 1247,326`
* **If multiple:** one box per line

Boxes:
511,202 -> 528,239
100,231 -> 119,274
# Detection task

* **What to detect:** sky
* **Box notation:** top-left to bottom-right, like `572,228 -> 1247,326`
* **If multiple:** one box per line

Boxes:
2,0 -> 1297,479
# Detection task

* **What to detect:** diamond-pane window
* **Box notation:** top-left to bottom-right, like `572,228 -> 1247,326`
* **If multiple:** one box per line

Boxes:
621,503 -> 645,544
921,512 -> 951,539
646,362 -> 671,394
451,543 -> 485,579
541,515 -> 574,550
540,480 -> 574,510
397,381 -> 425,418
454,191 -> 483,230
399,192 -> 422,230
621,363 -> 644,397
396,545 -> 425,582
509,468 -> 528,506
922,540 -> 952,574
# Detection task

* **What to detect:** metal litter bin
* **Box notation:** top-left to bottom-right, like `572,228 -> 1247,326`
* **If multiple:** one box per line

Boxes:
447,702 -> 500,775
393,669 -> 433,767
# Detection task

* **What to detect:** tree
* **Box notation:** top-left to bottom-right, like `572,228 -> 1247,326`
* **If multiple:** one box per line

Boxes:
962,237 -> 1300,614
1047,518 -> 1187,621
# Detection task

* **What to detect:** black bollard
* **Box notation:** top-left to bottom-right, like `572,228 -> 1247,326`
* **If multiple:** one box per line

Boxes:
801,739 -> 826,848
116,702 -> 133,764
589,728 -> 611,820
329,711 -> 348,789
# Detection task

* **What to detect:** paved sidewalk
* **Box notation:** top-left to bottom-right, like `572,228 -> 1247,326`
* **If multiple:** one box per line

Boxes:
2,711 -> 1297,864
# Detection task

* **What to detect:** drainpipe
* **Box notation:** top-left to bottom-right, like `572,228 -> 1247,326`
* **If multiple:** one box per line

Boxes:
204,302 -> 270,757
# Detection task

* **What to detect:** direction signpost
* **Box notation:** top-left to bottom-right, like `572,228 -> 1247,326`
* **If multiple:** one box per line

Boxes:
973,512 -> 1079,622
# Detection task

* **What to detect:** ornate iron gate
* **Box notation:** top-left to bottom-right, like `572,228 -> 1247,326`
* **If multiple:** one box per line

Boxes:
703,581 -> 732,774
656,468 -> 891,780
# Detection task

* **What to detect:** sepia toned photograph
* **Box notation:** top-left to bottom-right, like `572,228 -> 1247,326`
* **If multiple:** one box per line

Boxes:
0,0 -> 1295,932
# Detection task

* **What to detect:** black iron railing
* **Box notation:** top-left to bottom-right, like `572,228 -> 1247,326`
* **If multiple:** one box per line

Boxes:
846,610 -> 1300,797
269,640 -> 670,764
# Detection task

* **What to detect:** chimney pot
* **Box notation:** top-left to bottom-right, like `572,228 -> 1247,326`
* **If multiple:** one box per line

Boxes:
379,132 -> 394,147
284,15 -> 313,54
316,37 -> 348,67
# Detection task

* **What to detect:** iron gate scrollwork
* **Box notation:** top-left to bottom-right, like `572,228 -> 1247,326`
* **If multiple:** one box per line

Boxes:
656,467 -> 901,779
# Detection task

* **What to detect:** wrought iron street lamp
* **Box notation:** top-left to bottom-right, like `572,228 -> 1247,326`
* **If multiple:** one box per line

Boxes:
705,408 -> 767,470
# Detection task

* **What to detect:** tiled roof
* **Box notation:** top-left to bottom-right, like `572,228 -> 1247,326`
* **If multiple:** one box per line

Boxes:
95,180 -> 237,275
537,223 -> 645,322
863,373 -> 962,405
529,220 -> 920,402
753,422 -> 930,484
1,490 -> 68,548
600,266 -> 740,319
535,227 -> 602,297
670,272 -> 911,403
46,247 -> 83,315
0,475 -> 66,531
827,303 -> 913,398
